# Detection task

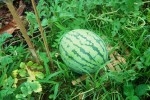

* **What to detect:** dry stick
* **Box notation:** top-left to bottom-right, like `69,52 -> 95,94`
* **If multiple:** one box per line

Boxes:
5,1 -> 40,63
72,88 -> 94,99
72,75 -> 87,85
30,0 -> 54,69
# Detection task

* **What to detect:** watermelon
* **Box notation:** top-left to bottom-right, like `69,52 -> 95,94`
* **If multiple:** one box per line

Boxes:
59,29 -> 108,74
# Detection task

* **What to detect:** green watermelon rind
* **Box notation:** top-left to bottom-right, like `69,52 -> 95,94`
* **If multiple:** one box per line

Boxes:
59,29 -> 108,74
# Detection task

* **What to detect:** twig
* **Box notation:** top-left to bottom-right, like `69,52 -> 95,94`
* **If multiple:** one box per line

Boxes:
71,88 -> 94,100
30,0 -> 54,69
142,1 -> 150,4
5,0 -> 40,63
72,75 -> 87,85
88,9 -> 119,22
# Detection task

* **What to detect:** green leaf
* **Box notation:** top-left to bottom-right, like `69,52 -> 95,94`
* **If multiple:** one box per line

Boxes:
3,76 -> 14,87
0,77 -> 15,98
123,83 -> 134,96
135,84 -> 149,96
35,72 -> 45,79
49,94 -> 54,99
0,89 -> 14,98
0,55 -> 13,67
18,69 -> 27,77
136,62 -> 144,70
30,63 -> 39,70
29,81 -> 42,93
48,83 -> 59,100
26,12 -> 38,34
143,48 -> 150,66
112,19 -> 121,37
0,33 -> 12,44
54,22 -> 67,31
36,65 -> 43,70
26,61 -> 34,67
39,52 -> 49,63
44,70 -> 64,81
12,70 -> 18,78
16,94 -> 26,98
21,86 -> 29,96
146,9 -> 150,22
53,83 -> 59,100
20,62 -> 26,69
126,96 -> 140,100
41,18 -> 48,26
39,52 -> 50,75
22,82 -> 33,95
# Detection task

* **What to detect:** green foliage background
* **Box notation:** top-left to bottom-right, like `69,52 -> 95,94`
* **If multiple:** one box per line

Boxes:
0,0 -> 150,100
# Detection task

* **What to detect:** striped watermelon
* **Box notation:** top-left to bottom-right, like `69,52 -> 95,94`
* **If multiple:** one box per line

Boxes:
59,29 -> 108,74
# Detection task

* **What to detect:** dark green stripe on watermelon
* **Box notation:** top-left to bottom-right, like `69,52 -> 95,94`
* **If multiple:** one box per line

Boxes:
60,44 -> 95,73
60,38 -> 97,69
70,31 -> 106,63
64,35 -> 104,65
89,33 -> 108,62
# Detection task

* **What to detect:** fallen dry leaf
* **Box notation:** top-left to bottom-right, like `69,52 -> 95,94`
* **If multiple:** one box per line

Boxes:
0,0 -> 26,34
0,20 -> 18,34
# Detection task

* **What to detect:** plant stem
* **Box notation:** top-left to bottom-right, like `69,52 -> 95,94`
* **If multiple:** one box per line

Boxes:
30,0 -> 54,69
5,0 -> 40,63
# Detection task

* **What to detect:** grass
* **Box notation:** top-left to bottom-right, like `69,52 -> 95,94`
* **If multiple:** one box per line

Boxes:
0,0 -> 150,100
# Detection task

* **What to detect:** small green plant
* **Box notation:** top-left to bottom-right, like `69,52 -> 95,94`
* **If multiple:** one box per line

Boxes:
12,61 -> 44,99
123,83 -> 150,100
0,33 -> 15,100
0,76 -> 16,100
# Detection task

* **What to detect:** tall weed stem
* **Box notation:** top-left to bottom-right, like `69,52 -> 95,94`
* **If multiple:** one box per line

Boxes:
5,0 -> 40,63
31,0 -> 54,69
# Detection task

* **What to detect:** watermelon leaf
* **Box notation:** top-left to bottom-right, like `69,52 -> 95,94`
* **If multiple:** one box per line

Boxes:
135,84 -> 149,96
126,96 -> 140,100
123,83 -> 134,97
